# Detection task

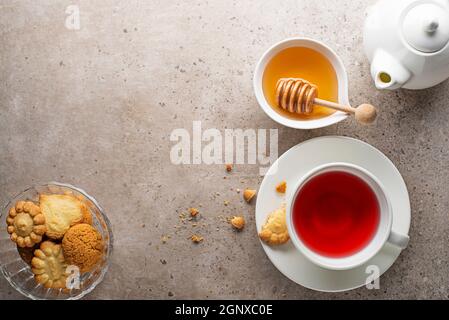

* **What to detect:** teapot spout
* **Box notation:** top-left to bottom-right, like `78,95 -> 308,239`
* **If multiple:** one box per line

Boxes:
371,50 -> 412,90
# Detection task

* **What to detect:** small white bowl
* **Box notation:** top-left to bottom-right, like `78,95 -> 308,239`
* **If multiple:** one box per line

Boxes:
253,38 -> 349,130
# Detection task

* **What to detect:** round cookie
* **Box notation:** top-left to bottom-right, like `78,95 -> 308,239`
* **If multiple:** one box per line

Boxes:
62,224 -> 104,273
31,241 -> 68,289
6,201 -> 46,248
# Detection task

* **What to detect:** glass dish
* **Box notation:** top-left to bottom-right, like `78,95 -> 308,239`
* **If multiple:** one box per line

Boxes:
0,182 -> 113,300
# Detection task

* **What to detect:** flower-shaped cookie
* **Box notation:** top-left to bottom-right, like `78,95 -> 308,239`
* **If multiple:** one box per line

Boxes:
6,201 -> 46,248
259,205 -> 290,246
31,241 -> 68,289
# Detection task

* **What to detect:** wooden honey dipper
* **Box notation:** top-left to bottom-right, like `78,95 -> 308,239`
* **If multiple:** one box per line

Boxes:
275,78 -> 378,124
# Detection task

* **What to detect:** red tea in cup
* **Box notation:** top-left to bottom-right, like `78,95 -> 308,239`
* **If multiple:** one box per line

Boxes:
292,171 -> 380,258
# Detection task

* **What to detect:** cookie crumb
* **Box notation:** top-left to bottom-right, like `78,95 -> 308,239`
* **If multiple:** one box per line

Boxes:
276,181 -> 287,194
243,189 -> 257,203
191,235 -> 204,243
189,208 -> 199,217
231,216 -> 245,230
161,235 -> 170,244
224,200 -> 230,206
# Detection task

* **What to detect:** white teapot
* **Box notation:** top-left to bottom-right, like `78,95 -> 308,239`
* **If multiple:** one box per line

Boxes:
364,0 -> 449,90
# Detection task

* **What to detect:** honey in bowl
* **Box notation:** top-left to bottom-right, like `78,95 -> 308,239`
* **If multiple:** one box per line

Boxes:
262,47 -> 339,120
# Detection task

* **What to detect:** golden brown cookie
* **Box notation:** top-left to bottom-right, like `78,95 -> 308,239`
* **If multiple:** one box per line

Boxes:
39,194 -> 92,240
31,241 -> 68,289
62,224 -> 104,273
259,205 -> 290,246
6,201 -> 46,248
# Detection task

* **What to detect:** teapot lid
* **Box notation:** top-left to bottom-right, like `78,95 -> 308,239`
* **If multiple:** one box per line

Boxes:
402,3 -> 449,53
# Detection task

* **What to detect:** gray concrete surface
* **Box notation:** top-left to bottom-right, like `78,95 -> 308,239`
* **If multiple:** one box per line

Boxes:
1,0 -> 449,299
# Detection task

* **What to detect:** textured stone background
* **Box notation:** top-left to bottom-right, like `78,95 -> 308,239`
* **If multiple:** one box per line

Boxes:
1,0 -> 448,299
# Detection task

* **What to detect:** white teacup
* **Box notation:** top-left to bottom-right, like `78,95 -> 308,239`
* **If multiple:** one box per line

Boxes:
253,37 -> 349,130
286,163 -> 410,271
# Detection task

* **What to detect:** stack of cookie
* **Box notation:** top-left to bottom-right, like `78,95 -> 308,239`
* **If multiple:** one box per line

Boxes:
5,194 -> 104,289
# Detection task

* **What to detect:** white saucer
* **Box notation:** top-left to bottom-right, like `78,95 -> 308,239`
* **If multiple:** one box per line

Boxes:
255,136 -> 411,292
